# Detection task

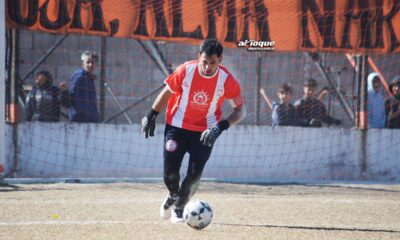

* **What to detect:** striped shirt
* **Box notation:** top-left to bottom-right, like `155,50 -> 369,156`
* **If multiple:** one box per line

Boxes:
164,60 -> 242,132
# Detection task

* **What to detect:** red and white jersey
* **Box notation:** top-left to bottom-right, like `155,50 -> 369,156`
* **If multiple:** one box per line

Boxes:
164,60 -> 242,132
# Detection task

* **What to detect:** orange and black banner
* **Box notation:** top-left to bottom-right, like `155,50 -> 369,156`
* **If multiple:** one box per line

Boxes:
5,0 -> 400,53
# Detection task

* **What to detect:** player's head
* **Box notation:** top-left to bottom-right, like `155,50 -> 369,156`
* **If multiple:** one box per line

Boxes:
198,39 -> 223,76
35,70 -> 52,87
277,83 -> 292,104
81,50 -> 98,73
303,78 -> 318,98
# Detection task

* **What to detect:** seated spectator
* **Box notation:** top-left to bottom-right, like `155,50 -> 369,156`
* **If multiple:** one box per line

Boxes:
385,76 -> 400,129
69,51 -> 99,123
294,78 -> 341,127
260,83 -> 298,126
25,70 -> 71,122
367,72 -> 386,128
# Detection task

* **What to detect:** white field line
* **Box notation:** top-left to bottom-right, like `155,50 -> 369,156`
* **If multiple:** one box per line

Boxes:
0,220 -> 167,226
1,199 -> 161,204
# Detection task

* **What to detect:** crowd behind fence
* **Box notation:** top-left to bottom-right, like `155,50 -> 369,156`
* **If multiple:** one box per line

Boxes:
6,30 -> 400,129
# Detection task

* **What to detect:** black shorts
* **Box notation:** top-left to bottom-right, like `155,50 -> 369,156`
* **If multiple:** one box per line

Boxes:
163,124 -> 213,172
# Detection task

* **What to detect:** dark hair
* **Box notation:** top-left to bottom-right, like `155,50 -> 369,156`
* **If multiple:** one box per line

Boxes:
35,70 -> 53,83
304,78 -> 318,88
278,83 -> 292,94
389,76 -> 400,94
199,39 -> 223,57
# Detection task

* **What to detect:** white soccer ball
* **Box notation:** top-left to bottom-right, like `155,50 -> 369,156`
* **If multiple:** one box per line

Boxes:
183,200 -> 213,230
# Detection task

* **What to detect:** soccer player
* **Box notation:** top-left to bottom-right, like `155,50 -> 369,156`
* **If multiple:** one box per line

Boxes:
141,39 -> 246,223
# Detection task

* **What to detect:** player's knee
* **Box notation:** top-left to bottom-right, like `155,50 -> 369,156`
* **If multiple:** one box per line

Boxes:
164,172 -> 180,183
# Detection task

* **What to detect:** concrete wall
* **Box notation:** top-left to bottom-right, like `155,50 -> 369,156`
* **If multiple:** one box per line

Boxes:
5,123 -> 400,182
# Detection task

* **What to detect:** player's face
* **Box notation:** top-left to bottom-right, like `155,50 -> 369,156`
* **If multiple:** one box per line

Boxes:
198,53 -> 222,76
35,74 -> 47,86
304,86 -> 317,98
82,56 -> 97,73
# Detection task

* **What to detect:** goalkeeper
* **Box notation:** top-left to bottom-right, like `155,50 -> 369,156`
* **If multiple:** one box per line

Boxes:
141,39 -> 246,224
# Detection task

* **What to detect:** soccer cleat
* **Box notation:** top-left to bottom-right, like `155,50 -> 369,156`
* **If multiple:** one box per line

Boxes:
160,194 -> 178,219
171,206 -> 185,224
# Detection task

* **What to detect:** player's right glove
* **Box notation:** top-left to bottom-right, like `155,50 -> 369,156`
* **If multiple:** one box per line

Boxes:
200,120 -> 230,147
141,109 -> 159,138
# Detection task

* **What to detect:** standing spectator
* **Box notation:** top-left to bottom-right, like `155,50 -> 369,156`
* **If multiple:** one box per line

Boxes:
69,51 -> 99,123
25,70 -> 71,122
260,83 -> 298,126
367,72 -> 386,128
385,76 -> 400,129
294,78 -> 341,127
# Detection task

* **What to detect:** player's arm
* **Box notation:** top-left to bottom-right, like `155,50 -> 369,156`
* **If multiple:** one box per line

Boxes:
200,95 -> 246,147
225,96 -> 246,125
152,86 -> 173,112
142,86 -> 173,138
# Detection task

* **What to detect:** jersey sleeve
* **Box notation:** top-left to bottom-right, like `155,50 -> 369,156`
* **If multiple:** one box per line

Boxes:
224,75 -> 243,107
164,64 -> 186,93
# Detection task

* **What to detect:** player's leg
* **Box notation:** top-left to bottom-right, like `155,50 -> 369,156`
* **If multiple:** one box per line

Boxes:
172,134 -> 212,223
161,125 -> 187,219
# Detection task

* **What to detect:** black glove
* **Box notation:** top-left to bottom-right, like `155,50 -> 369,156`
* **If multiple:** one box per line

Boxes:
141,109 -> 159,138
200,120 -> 230,147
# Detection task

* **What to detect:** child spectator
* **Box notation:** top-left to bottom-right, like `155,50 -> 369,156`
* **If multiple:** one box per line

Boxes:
367,72 -> 386,128
385,76 -> 400,129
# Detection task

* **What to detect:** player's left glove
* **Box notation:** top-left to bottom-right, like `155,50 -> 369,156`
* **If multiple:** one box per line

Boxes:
200,120 -> 230,147
141,109 -> 159,138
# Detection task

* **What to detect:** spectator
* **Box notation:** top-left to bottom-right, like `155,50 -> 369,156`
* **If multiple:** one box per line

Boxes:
294,78 -> 341,127
367,72 -> 386,128
260,83 -> 298,126
385,76 -> 400,129
69,51 -> 99,123
25,70 -> 71,122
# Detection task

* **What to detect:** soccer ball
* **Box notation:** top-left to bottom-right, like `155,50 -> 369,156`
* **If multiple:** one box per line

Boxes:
183,200 -> 213,230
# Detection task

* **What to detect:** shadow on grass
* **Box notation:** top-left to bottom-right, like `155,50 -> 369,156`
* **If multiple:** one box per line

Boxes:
215,222 -> 400,233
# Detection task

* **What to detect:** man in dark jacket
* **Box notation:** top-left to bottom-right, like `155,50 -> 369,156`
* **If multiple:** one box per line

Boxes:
294,78 -> 341,127
385,76 -> 400,129
69,51 -> 99,123
25,71 -> 71,122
